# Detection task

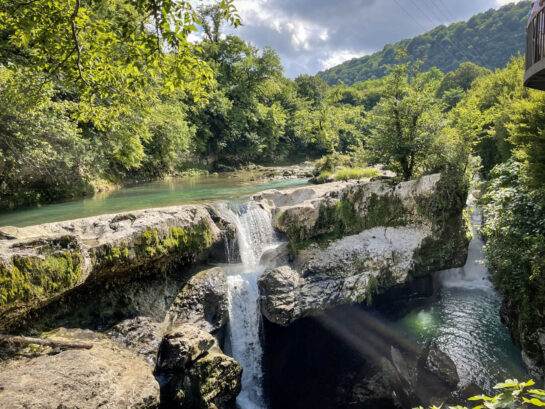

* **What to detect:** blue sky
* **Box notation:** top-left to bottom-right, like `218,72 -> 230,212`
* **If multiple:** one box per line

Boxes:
219,0 -> 525,77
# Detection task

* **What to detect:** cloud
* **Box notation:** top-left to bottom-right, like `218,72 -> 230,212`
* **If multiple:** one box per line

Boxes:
224,0 -> 526,78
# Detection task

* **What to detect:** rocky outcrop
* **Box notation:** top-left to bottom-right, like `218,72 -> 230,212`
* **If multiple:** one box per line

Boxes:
166,267 -> 229,334
255,174 -> 470,325
156,324 -> 242,409
259,226 -> 432,325
0,205 -> 222,332
0,328 -> 160,409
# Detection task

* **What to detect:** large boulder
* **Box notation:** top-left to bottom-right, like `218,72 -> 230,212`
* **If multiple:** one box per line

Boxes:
156,324 -> 242,409
256,174 -> 471,325
258,226 -> 433,325
166,267 -> 229,334
380,343 -> 461,408
0,205 -> 222,332
0,328 -> 160,409
156,324 -> 216,371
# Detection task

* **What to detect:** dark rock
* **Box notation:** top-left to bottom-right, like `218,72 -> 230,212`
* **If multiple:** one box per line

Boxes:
166,267 -> 229,334
419,341 -> 459,388
107,316 -> 164,365
458,382 -> 484,400
156,324 -> 242,409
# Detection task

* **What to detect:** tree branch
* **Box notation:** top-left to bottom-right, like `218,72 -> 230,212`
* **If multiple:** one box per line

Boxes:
70,0 -> 90,87
0,334 -> 93,350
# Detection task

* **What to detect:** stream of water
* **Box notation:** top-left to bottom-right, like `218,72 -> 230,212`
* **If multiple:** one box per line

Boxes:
218,201 -> 280,409
398,197 -> 526,392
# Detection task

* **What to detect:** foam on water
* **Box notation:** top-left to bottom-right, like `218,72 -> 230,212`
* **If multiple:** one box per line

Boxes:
217,201 -> 279,409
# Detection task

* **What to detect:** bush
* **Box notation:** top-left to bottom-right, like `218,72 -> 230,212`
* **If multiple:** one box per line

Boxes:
415,379 -> 545,409
313,153 -> 353,175
315,171 -> 333,184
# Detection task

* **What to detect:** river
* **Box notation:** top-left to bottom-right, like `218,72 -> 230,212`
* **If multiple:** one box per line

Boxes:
398,197 -> 526,393
0,174 -> 308,228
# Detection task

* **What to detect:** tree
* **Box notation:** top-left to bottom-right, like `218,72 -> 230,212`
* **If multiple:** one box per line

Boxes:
0,0 -> 240,120
436,62 -> 490,98
365,59 -> 445,180
451,56 -> 529,173
294,75 -> 329,107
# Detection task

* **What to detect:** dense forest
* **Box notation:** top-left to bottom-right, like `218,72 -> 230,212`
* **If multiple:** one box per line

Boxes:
318,1 -> 530,85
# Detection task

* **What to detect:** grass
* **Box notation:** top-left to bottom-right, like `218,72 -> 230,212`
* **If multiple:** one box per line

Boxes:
335,167 -> 380,181
315,167 -> 380,183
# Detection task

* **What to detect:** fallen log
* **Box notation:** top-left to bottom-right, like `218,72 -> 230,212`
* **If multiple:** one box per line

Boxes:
0,334 -> 93,350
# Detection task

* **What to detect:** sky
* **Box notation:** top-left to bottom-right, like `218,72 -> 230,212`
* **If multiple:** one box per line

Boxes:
219,0 -> 525,78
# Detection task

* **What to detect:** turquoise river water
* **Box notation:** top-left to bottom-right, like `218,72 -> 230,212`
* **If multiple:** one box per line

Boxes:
0,175 -> 308,228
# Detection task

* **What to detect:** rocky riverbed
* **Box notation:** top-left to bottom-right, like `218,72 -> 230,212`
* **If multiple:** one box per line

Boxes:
0,173 -> 473,408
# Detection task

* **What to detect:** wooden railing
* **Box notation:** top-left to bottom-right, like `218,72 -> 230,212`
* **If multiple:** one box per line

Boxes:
526,8 -> 545,71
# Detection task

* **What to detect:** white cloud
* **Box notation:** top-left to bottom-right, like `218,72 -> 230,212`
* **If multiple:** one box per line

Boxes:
216,0 -> 526,77
319,50 -> 368,70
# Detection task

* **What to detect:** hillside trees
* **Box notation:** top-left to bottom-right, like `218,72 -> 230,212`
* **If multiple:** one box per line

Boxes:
318,1 -> 530,85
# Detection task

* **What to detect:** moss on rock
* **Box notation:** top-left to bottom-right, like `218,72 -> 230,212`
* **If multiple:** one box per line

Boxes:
0,252 -> 82,307
136,221 -> 214,259
283,191 -> 409,253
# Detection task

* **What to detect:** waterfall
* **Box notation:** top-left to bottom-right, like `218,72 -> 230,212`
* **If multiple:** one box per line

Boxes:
440,194 -> 492,291
218,201 -> 279,409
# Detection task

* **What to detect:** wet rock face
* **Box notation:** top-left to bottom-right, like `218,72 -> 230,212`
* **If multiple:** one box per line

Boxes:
156,324 -> 242,409
0,328 -> 160,409
166,267 -> 229,334
382,342 -> 461,408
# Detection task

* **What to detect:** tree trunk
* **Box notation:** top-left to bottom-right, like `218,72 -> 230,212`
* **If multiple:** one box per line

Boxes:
0,334 -> 93,350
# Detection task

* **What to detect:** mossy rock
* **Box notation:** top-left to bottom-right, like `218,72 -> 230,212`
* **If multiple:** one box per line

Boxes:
0,252 -> 82,307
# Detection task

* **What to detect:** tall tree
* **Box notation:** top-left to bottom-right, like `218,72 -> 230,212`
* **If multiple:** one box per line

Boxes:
365,58 -> 445,180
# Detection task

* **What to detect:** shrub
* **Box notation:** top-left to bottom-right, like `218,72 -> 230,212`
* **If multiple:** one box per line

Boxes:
415,379 -> 545,409
315,171 -> 333,184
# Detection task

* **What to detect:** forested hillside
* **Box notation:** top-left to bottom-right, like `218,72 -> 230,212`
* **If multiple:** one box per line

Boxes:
318,1 -> 530,85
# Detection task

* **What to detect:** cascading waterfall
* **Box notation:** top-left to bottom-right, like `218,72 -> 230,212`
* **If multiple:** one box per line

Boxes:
440,194 -> 491,290
218,201 -> 279,409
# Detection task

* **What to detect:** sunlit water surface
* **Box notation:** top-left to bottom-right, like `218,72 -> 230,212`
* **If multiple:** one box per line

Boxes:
0,175 -> 308,227
398,204 -> 526,393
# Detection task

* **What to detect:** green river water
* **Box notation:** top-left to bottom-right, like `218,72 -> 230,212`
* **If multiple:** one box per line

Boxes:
0,175 -> 308,228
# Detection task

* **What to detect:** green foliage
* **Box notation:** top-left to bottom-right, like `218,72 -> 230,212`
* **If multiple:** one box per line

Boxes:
0,0 -> 240,115
364,58 -> 448,180
415,379 -> 545,409
334,167 -> 381,181
481,162 -> 545,354
314,167 -> 380,183
451,56 -> 529,174
437,62 -> 491,109
318,2 -> 530,85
